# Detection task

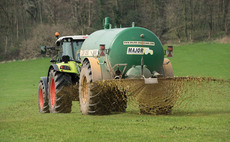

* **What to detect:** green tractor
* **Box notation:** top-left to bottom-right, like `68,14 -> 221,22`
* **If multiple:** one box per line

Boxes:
38,33 -> 88,113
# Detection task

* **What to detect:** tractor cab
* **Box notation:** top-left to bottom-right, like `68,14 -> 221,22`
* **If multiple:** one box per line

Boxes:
38,34 -> 88,114
41,33 -> 88,63
55,35 -> 88,62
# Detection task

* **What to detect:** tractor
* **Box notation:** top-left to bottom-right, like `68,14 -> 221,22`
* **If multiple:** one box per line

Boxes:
38,33 -> 88,113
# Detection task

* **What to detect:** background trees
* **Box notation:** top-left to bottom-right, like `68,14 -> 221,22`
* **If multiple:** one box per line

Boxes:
0,0 -> 229,61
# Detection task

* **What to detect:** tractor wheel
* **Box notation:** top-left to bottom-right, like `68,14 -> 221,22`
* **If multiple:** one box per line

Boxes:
163,58 -> 174,78
79,61 -> 110,115
48,69 -> 72,113
38,81 -> 49,113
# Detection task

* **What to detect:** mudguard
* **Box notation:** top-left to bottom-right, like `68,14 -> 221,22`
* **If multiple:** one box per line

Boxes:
49,64 -> 59,72
40,77 -> 48,93
83,57 -> 102,81
47,64 -> 59,77
163,58 -> 174,78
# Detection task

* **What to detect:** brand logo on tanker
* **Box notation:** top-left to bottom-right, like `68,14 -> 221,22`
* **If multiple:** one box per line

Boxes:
124,41 -> 154,55
127,47 -> 153,55
123,41 -> 155,46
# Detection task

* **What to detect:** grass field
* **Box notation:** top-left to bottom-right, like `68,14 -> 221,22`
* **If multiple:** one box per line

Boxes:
169,42 -> 230,79
0,42 -> 230,141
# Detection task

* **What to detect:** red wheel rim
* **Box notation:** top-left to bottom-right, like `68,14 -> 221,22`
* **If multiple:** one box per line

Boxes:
50,78 -> 55,107
39,88 -> 43,109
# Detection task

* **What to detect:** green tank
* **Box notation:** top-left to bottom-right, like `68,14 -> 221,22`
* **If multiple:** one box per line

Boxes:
78,17 -> 174,115
80,17 -> 164,80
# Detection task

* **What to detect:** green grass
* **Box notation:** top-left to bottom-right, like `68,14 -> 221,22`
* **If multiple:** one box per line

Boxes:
0,58 -> 50,110
169,42 -> 230,79
0,42 -> 230,142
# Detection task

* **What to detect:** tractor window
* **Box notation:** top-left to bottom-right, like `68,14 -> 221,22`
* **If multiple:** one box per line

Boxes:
62,42 -> 74,60
73,40 -> 84,61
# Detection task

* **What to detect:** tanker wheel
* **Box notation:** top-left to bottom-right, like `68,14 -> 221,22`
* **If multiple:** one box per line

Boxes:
48,69 -> 72,113
38,81 -> 49,113
79,61 -> 110,115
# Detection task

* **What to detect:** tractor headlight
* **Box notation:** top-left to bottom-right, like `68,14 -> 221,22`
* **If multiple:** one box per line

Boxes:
60,65 -> 71,70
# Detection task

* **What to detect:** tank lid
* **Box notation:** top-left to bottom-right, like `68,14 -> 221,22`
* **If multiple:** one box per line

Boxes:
104,17 -> 110,29
132,22 -> 135,27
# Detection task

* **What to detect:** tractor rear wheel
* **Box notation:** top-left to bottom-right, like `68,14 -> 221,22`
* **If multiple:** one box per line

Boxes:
38,81 -> 49,113
79,61 -> 110,115
48,69 -> 72,113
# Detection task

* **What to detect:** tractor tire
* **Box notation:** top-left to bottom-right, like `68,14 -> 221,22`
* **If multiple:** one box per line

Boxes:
38,81 -> 49,113
79,61 -> 110,115
48,69 -> 72,113
163,58 -> 174,78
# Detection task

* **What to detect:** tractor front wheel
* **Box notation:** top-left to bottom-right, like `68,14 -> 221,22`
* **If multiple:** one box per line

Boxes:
38,81 -> 49,113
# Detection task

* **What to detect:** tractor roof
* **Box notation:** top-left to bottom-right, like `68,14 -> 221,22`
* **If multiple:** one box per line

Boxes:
56,35 -> 88,44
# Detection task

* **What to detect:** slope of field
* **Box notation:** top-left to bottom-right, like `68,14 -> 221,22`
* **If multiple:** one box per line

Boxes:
169,42 -> 230,79
0,58 -> 50,110
0,42 -> 230,141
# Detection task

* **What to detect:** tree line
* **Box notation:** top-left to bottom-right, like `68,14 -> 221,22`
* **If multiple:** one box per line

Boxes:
0,0 -> 229,61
